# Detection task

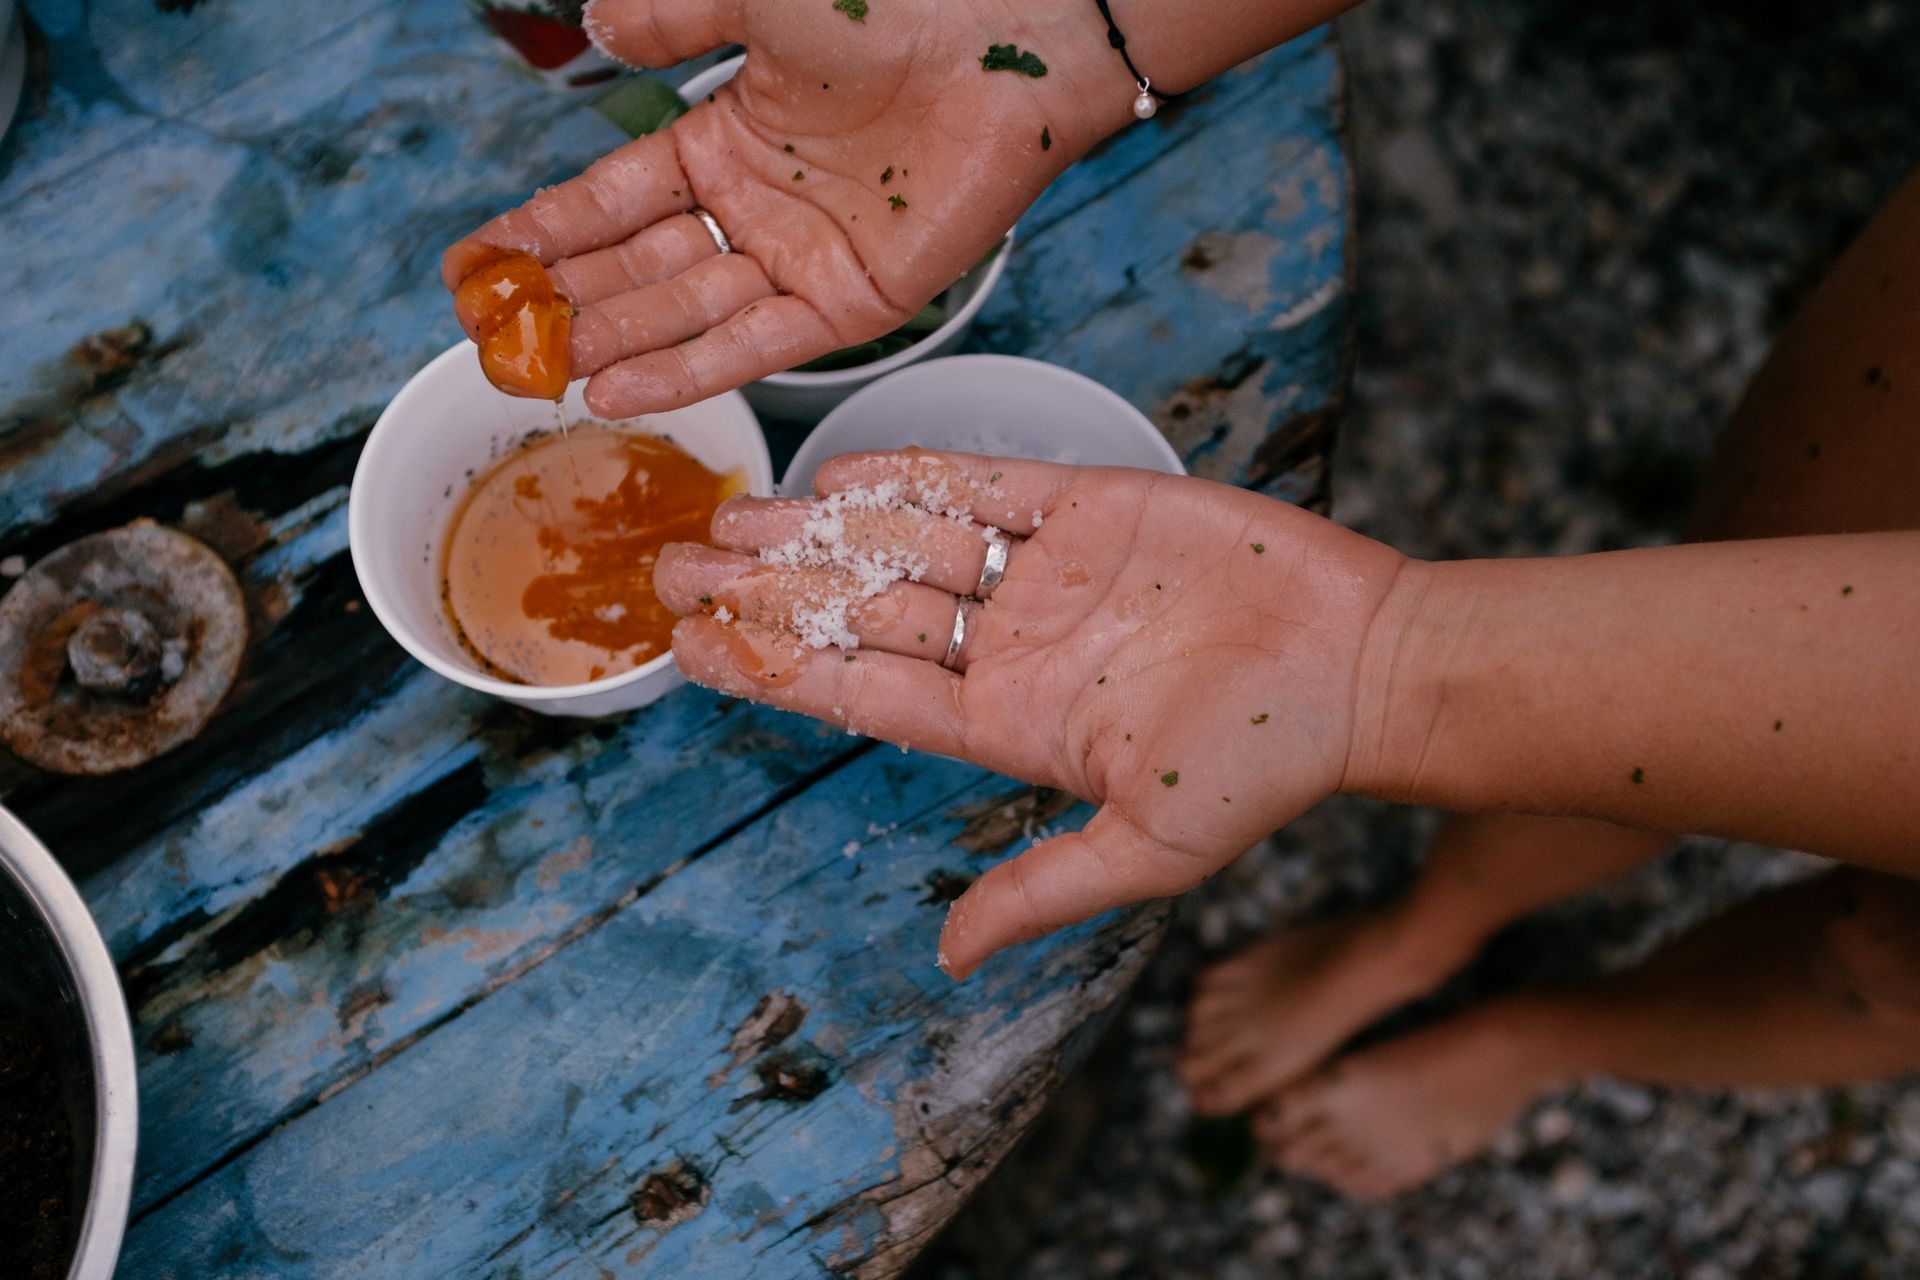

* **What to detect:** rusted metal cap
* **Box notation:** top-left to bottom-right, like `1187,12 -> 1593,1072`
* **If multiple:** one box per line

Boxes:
0,522 -> 246,775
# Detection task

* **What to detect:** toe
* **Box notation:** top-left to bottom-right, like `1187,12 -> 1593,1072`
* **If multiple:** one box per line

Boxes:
1203,1047 -> 1318,1118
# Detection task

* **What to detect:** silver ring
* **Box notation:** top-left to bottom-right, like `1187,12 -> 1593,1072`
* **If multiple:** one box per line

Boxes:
941,600 -> 973,670
975,530 -> 1010,599
689,206 -> 732,255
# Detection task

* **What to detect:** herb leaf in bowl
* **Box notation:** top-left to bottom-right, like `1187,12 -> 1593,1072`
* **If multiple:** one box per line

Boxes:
594,77 -> 691,138
786,238 -> 1008,373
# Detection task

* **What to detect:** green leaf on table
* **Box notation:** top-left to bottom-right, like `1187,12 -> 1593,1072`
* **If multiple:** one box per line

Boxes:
832,0 -> 868,20
594,77 -> 691,138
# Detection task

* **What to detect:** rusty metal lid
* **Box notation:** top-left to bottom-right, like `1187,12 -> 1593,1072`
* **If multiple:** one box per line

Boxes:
0,522 -> 246,775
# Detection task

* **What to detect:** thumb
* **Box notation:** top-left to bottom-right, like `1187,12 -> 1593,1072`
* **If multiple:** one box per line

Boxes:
584,0 -> 744,69
937,808 -> 1202,981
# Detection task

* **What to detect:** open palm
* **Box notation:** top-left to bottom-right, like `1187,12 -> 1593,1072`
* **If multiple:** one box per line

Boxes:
654,451 -> 1408,977
444,0 -> 1114,415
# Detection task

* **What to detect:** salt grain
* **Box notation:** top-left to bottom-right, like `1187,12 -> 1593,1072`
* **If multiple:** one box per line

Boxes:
712,605 -> 733,623
757,482 -> 939,649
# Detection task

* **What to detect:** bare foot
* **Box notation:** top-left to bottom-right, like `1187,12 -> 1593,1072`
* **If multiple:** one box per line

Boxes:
1178,910 -> 1468,1116
1256,1003 -> 1561,1200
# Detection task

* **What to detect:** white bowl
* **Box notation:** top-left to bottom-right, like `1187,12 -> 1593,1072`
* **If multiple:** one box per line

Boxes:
677,54 -> 1013,425
782,355 -> 1185,495
350,341 -> 773,717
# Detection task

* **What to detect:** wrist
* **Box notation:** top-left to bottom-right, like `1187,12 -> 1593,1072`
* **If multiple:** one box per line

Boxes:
1340,557 -> 1477,803
966,0 -> 1143,149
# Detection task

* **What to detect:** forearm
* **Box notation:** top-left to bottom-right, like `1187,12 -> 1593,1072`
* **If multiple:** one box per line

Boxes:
1012,0 -> 1360,144
1347,533 -> 1920,868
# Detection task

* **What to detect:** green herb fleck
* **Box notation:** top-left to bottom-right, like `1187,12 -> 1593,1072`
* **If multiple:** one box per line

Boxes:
888,195 -> 908,211
1097,675 -> 1107,685
880,166 -> 893,184
699,595 -> 713,606
988,470 -> 1002,482
845,654 -> 856,662
1774,719 -> 1783,732
832,0 -> 868,20
1842,584 -> 1855,595
1630,767 -> 1645,785
1222,796 -> 1231,803
793,170 -> 806,181
980,44 -> 1048,77
1251,542 -> 1265,553
1125,733 -> 1132,741
1041,126 -> 1052,150
784,143 -> 795,153
1160,770 -> 1179,787
1251,713 -> 1268,725
1012,629 -> 1020,637
918,632 -> 927,642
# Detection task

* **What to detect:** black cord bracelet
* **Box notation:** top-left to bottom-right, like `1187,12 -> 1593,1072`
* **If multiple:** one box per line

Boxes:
1093,0 -> 1182,118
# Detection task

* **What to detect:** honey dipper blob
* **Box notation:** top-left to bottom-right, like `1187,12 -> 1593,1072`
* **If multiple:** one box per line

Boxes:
453,248 -> 574,400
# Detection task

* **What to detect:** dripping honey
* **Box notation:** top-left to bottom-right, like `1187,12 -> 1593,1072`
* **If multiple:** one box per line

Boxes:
441,425 -> 740,686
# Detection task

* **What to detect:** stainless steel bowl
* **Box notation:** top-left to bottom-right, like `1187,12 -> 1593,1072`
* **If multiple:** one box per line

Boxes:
0,806 -> 137,1280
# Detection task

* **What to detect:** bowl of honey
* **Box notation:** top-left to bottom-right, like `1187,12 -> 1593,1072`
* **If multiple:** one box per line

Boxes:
350,340 -> 773,716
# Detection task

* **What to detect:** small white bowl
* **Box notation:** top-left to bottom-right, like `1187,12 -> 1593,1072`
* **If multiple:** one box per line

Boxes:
782,355 -> 1185,495
678,54 -> 1014,425
349,340 -> 773,717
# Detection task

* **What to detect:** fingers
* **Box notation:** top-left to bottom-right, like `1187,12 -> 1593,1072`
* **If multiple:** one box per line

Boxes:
549,214 -> 726,307
654,544 -> 966,665
670,614 -> 973,755
583,0 -> 742,69
582,293 -> 841,417
814,452 -> 1081,535
709,496 -> 996,598
441,131 -> 694,290
937,808 -> 1202,980
569,253 -> 775,377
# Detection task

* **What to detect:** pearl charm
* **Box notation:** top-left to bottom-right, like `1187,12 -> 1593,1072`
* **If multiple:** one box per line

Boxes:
1133,77 -> 1156,120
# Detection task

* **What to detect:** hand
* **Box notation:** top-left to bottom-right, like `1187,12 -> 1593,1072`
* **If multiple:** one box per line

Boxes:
652,451 -> 1408,977
442,0 -> 1126,416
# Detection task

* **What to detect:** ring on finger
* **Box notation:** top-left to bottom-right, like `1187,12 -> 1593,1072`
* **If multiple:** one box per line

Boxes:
689,206 -> 732,255
974,530 -> 1010,599
941,600 -> 974,670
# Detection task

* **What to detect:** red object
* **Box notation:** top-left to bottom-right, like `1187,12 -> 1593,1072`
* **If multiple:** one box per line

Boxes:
480,8 -> 592,71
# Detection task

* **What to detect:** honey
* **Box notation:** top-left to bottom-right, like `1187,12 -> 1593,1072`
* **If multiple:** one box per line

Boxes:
442,425 -> 740,686
453,248 -> 573,400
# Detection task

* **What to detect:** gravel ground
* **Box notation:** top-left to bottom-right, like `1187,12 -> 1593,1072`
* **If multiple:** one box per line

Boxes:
918,0 -> 1920,1275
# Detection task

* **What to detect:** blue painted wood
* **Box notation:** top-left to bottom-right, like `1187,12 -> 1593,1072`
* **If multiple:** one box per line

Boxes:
117,754 -> 1162,1278
1,0 -> 1349,1272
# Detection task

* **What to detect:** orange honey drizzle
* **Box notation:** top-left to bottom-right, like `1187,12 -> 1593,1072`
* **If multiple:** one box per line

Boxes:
442,426 -> 741,686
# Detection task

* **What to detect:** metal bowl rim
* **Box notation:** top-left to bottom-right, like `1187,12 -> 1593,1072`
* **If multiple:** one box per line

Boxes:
0,806 -> 138,1280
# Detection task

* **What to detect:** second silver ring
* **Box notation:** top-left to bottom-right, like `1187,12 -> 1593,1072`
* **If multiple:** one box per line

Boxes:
974,530 -> 1010,599
689,206 -> 732,256
941,600 -> 974,670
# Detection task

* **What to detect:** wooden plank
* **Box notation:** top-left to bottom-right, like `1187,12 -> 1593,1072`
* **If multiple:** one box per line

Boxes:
118,752 -> 1165,1278
97,676 -> 865,1213
981,28 -> 1349,504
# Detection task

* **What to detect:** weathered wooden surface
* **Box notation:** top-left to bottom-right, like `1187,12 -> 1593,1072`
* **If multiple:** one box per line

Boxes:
0,1 -> 1348,1274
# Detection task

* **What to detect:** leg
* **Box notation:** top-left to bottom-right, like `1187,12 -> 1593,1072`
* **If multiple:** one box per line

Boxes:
1260,868 -> 1920,1199
1181,166 -> 1920,1115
